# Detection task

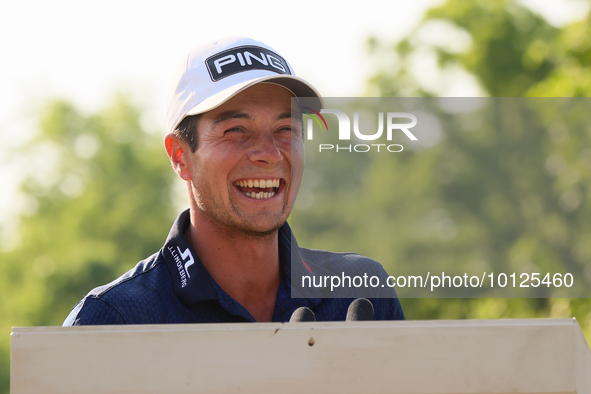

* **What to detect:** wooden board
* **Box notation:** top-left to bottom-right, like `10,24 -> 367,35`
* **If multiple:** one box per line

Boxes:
11,318 -> 591,393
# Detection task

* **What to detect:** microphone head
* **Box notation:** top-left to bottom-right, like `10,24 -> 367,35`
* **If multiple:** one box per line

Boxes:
289,306 -> 316,322
346,298 -> 374,321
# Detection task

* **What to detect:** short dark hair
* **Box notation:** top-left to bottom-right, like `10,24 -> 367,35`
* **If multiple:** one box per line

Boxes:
173,115 -> 201,153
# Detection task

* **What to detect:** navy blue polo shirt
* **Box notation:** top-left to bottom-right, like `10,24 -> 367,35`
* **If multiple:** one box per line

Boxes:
63,210 -> 404,325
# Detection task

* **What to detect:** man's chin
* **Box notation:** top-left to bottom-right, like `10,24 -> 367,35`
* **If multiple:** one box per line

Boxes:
209,210 -> 288,239
238,218 -> 286,239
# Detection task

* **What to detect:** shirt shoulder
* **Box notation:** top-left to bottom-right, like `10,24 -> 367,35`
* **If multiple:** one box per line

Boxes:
63,251 -> 189,325
299,247 -> 389,277
295,248 -> 403,315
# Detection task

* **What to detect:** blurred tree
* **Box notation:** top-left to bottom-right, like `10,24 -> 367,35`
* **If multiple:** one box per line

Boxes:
360,0 -> 591,329
293,0 -> 591,339
366,0 -> 591,97
0,96 -> 177,393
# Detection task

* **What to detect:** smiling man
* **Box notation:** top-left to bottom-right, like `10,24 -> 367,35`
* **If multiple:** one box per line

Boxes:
63,37 -> 404,325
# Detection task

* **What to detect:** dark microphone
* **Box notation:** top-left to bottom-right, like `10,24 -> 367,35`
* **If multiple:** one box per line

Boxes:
346,298 -> 374,321
289,307 -> 316,322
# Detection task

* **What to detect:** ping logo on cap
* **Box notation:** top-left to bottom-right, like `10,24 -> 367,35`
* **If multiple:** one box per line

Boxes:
206,45 -> 291,82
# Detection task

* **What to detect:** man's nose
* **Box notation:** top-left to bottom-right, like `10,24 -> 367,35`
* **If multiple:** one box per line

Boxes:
247,133 -> 283,165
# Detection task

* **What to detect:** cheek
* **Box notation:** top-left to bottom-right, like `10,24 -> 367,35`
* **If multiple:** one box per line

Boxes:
189,156 -> 214,192
193,152 -> 234,194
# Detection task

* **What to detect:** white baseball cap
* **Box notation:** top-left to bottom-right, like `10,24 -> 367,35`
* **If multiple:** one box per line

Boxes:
166,36 -> 323,134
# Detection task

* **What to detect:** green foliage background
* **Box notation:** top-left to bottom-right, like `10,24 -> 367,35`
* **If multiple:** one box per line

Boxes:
1,0 -> 591,392
0,98 -> 177,392
294,0 -> 591,351
359,0 -> 591,326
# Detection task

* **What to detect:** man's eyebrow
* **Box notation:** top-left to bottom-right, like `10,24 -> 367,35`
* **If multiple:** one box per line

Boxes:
213,111 -> 302,125
277,112 -> 303,122
212,112 -> 252,125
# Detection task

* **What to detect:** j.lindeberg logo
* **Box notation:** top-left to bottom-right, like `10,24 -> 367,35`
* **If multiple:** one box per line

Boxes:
205,45 -> 291,82
168,246 -> 195,288
177,247 -> 195,277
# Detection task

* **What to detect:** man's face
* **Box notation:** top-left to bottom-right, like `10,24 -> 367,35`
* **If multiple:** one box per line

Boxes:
185,83 -> 304,236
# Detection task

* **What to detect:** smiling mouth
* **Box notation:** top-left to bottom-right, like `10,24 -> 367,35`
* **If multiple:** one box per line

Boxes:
234,178 -> 281,200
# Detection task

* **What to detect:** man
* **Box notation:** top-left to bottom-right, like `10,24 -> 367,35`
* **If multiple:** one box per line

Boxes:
63,37 -> 404,325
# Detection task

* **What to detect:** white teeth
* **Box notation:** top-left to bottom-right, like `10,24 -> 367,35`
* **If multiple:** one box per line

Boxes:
236,179 -> 280,193
242,190 -> 276,199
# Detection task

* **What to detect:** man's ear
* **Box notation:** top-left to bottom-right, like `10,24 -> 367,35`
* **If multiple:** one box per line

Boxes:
164,133 -> 193,181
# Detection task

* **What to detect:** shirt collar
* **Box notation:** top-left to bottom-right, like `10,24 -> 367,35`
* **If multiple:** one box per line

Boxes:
162,210 -> 217,306
162,209 -> 321,308
277,220 -> 322,302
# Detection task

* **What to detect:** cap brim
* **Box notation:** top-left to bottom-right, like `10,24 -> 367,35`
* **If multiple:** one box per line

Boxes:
184,75 -> 323,119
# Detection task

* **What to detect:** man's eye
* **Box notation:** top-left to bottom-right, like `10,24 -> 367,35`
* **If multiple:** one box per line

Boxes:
275,127 -> 294,137
225,127 -> 244,134
278,126 -> 298,133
